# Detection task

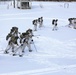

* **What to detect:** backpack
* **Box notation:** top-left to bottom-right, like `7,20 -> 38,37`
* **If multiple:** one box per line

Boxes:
33,20 -> 35,25
38,18 -> 40,22
52,19 -> 55,25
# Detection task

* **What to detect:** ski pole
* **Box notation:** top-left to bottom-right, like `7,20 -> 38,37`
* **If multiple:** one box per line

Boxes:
33,36 -> 39,38
33,41 -> 37,52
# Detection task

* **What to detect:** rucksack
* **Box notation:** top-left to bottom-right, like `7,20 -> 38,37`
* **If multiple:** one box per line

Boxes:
33,20 -> 35,25
52,19 -> 55,25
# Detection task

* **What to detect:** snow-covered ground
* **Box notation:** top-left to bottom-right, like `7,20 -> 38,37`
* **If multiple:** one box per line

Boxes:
0,1 -> 76,75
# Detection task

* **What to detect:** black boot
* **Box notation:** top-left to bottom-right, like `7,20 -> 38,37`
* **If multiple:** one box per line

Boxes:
12,54 -> 16,56
29,50 -> 32,52
12,50 -> 14,53
19,55 -> 23,57
22,50 -> 25,53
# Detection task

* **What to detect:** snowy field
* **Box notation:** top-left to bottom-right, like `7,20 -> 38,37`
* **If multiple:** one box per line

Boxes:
0,1 -> 76,75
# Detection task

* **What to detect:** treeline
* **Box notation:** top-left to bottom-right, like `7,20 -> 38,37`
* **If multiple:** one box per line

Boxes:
35,0 -> 76,1
0,0 -> 76,1
0,0 -> 11,1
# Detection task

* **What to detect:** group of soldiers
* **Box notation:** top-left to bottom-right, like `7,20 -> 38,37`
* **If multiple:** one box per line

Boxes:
4,17 -> 76,57
32,17 -> 43,31
4,27 -> 34,57
32,17 -> 58,31
51,18 -> 76,31
4,17 -> 44,57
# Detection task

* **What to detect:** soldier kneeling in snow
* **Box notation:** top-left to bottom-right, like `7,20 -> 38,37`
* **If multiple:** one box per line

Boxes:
52,19 -> 58,31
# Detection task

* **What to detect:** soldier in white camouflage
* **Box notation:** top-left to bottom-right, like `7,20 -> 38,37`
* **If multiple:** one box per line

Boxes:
33,19 -> 38,31
13,32 -> 32,57
4,27 -> 20,54
38,17 -> 43,28
52,19 -> 58,31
